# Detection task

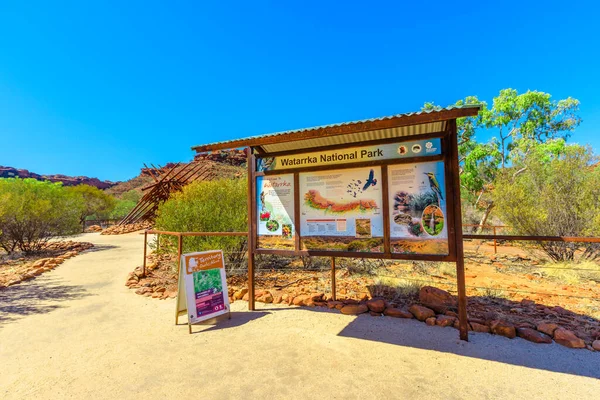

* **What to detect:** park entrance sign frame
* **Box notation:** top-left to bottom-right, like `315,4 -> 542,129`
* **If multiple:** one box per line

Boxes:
192,105 -> 481,341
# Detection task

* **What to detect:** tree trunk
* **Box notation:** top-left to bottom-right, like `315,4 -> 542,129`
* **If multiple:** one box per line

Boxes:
477,202 -> 494,233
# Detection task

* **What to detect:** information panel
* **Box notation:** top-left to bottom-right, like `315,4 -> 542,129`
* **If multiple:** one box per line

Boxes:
387,161 -> 449,255
299,167 -> 383,252
177,250 -> 230,325
257,138 -> 441,171
256,174 -> 295,250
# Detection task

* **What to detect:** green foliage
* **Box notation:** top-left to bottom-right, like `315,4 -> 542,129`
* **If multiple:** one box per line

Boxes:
0,178 -> 81,253
193,269 -> 223,294
493,144 -> 600,262
155,179 -> 248,269
120,189 -> 141,203
67,184 -> 116,223
425,89 -> 582,226
109,199 -> 136,219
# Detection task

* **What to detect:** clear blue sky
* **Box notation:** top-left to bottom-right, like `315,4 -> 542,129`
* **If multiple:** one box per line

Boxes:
1,1 -> 598,181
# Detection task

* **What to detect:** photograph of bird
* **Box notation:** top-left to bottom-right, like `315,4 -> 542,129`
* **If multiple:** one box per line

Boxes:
362,169 -> 377,191
424,172 -> 443,204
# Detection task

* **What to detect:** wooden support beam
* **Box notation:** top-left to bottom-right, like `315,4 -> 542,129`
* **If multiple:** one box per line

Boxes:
247,148 -> 256,311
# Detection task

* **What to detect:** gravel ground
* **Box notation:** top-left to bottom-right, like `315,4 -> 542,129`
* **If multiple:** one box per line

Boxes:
0,232 -> 598,400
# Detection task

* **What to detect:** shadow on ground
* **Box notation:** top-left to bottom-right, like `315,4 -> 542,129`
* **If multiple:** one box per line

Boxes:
81,244 -> 118,253
257,304 -> 600,379
0,275 -> 91,327
185,311 -> 270,334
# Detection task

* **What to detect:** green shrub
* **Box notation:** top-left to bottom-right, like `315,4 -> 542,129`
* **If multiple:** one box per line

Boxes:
493,144 -> 600,262
109,199 -> 137,220
67,184 -> 116,223
155,179 -> 248,270
0,178 -> 81,253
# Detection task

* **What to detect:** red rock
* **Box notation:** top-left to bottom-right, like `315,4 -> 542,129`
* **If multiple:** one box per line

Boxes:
471,322 -> 490,333
383,308 -> 414,319
553,328 -> 585,349
340,304 -> 369,315
516,328 -> 552,344
310,293 -> 324,301
369,311 -> 382,316
419,286 -> 457,313
436,315 -> 456,327
515,321 -> 536,330
592,340 -> 600,351
327,301 -> 344,309
292,295 -> 310,306
408,304 -> 435,321
233,288 -> 248,300
425,317 -> 436,326
521,299 -> 535,307
313,301 -> 327,307
537,322 -> 559,337
490,320 -> 516,339
258,293 -> 273,303
242,293 -> 249,301
366,299 -> 386,313
273,295 -> 282,304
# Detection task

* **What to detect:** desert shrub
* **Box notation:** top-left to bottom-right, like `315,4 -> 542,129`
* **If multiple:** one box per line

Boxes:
155,178 -> 247,270
0,178 -> 81,253
373,277 -> 424,299
493,144 -> 600,262
67,184 -> 116,223
109,199 -> 136,220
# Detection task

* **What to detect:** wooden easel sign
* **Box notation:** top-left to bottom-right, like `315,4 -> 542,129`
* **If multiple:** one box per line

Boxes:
176,250 -> 231,333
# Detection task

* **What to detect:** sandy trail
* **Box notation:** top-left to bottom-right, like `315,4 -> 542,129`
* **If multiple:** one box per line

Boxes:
0,232 -> 598,399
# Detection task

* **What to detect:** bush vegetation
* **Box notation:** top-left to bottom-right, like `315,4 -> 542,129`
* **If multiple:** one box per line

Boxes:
493,144 -> 600,262
67,184 -> 116,223
0,178 -> 82,253
154,178 -> 248,270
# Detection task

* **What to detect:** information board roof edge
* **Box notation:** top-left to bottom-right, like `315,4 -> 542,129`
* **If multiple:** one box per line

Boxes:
192,105 -> 481,154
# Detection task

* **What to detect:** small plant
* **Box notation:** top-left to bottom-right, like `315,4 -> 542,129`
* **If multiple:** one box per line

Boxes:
478,286 -> 506,300
374,277 -> 424,300
437,263 -> 457,277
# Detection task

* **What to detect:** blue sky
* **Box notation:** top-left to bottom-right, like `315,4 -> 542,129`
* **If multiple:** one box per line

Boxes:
1,1 -> 598,181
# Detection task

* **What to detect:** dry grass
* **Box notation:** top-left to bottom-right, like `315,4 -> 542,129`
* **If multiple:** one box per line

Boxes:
373,276 -> 427,299
538,260 -> 600,284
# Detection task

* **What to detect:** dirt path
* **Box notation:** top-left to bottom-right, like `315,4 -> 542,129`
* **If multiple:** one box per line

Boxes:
1,233 -> 598,399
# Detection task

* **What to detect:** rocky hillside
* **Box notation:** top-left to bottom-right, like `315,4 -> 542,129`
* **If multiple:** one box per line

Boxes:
0,165 -> 117,189
105,152 -> 246,198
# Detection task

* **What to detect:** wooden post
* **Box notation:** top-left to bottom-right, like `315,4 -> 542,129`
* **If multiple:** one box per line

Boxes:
142,230 -> 148,277
177,234 -> 183,273
331,257 -> 336,301
247,148 -> 256,311
448,119 -> 469,341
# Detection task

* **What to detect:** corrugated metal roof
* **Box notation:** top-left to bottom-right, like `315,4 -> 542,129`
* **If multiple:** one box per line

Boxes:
192,105 -> 481,153
260,121 -> 446,153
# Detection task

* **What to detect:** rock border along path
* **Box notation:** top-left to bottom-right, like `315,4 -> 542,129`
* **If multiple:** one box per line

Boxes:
1,232 -> 599,400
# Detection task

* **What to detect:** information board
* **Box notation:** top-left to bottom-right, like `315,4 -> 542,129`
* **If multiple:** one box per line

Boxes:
387,161 -> 449,255
257,138 -> 442,171
299,167 -> 384,252
177,250 -> 230,325
256,174 -> 295,250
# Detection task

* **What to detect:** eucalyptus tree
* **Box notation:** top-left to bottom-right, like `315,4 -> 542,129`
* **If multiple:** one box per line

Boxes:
424,89 -> 582,228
